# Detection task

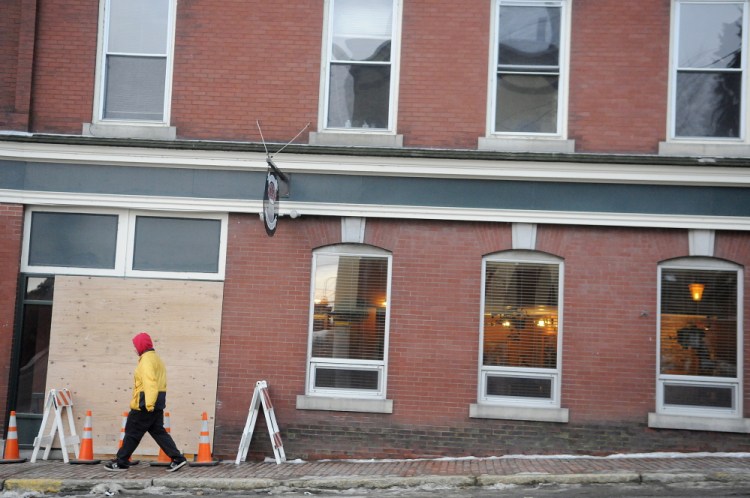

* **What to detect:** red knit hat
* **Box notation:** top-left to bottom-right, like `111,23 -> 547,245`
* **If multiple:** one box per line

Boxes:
132,332 -> 154,355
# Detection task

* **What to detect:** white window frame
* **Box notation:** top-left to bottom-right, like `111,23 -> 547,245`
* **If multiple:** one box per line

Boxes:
317,0 -> 402,136
477,251 -> 564,410
92,0 -> 177,127
305,244 -> 392,400
663,0 -> 750,155
21,207 -> 227,281
484,0 -> 571,141
656,257 -> 744,418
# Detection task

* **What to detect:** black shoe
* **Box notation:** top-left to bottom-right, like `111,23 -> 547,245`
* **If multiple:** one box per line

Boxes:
103,461 -> 128,472
166,459 -> 188,473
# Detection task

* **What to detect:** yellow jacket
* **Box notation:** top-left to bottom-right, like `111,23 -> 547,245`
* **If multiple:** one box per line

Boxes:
130,350 -> 168,412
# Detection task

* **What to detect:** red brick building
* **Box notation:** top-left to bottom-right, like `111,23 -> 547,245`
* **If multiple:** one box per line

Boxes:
1,0 -> 749,460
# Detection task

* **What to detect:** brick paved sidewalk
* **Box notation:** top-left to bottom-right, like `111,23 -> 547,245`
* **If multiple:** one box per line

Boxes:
2,454 -> 750,493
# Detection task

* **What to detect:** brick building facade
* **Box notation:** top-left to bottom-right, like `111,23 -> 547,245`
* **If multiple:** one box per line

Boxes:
1,0 -> 749,460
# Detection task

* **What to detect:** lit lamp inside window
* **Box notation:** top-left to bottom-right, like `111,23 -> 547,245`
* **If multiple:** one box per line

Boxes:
689,283 -> 704,302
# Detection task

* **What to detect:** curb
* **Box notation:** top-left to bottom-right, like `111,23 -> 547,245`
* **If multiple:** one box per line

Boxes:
477,472 -> 641,486
5,470 -> 750,493
3,478 -> 152,493
282,475 -> 477,490
153,477 -> 279,491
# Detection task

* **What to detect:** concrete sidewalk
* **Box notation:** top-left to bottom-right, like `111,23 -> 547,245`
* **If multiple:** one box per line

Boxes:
2,453 -> 750,494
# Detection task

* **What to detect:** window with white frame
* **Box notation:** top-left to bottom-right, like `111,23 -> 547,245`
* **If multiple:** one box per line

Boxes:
489,0 -> 569,135
480,252 -> 563,407
97,0 -> 175,123
307,245 -> 391,398
657,258 -> 743,417
22,208 -> 226,280
670,0 -> 746,139
321,0 -> 400,131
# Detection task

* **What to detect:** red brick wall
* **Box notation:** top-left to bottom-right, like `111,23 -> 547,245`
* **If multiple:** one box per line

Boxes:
538,226 -> 684,422
0,0 -> 21,125
715,231 -> 750,418
215,214 -> 339,456
9,0 -> 678,153
215,217 -> 750,459
29,0 -> 98,133
171,0 -> 323,142
0,204 -> 24,432
569,0 -> 671,153
398,1 -> 489,148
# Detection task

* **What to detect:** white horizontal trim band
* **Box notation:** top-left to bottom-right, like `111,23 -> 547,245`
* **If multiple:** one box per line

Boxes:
1,190 -> 748,231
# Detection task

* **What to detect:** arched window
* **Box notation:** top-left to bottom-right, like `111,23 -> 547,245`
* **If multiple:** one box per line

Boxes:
479,250 -> 563,408
306,244 -> 392,399
657,257 -> 744,417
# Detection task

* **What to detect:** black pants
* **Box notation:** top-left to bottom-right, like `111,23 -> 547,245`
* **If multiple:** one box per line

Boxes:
116,409 -> 184,466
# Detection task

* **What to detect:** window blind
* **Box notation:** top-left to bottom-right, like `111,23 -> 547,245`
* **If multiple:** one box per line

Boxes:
483,261 -> 559,371
660,268 -> 738,379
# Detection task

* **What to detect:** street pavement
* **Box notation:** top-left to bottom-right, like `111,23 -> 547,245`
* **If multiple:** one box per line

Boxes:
2,452 -> 750,494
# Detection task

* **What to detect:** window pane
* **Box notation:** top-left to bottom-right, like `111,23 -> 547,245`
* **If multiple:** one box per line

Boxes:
108,0 -> 169,54
664,384 -> 734,409
660,269 -> 738,378
133,217 -> 221,273
311,254 -> 388,361
675,71 -> 741,138
498,5 -> 560,67
28,212 -> 118,269
483,262 -> 559,369
15,294 -> 53,415
495,74 -> 558,133
678,3 -> 742,69
328,64 -> 390,129
315,367 -> 379,391
104,55 -> 166,121
487,375 -> 552,399
25,276 -> 54,301
332,0 -> 392,62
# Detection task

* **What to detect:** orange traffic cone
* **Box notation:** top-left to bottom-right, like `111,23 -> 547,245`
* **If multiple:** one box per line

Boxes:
70,410 -> 101,464
0,411 -> 26,464
188,412 -> 218,466
150,411 -> 172,467
117,411 -> 139,465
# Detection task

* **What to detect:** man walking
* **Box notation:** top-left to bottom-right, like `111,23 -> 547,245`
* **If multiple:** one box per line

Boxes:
104,332 -> 188,472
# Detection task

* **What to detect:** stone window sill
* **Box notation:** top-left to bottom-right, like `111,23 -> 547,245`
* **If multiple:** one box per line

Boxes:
309,131 -> 403,148
470,403 -> 569,423
296,395 -> 393,414
83,122 -> 177,140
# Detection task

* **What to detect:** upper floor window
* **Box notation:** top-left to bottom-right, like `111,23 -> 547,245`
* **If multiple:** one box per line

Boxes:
488,0 -> 569,136
670,1 -> 747,140
320,0 -> 401,132
306,245 -> 391,398
657,258 -> 743,417
22,208 -> 227,280
97,0 -> 175,123
480,251 -> 563,408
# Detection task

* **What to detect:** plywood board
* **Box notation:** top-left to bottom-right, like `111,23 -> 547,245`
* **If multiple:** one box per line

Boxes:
44,275 -> 223,458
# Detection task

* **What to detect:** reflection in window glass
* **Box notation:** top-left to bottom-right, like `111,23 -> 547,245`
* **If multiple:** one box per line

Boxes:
495,2 -> 562,134
133,217 -> 221,273
28,212 -> 118,269
674,1 -> 744,138
326,0 -> 394,129
15,277 -> 54,415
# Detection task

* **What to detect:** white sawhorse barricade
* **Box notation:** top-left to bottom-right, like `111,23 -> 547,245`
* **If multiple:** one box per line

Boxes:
31,389 -> 80,463
235,380 -> 286,465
